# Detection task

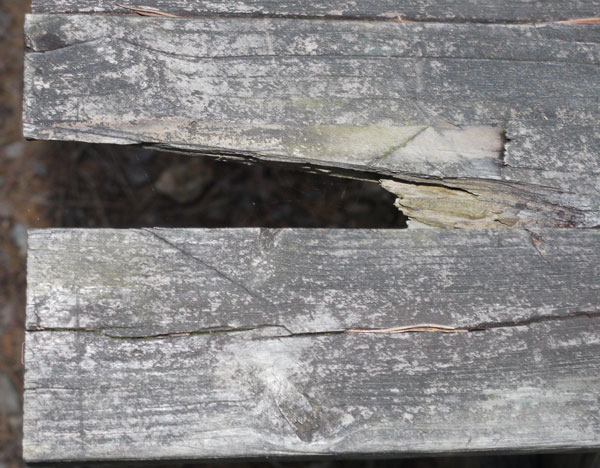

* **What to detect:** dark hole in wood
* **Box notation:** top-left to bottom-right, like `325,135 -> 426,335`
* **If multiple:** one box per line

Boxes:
40,142 -> 408,229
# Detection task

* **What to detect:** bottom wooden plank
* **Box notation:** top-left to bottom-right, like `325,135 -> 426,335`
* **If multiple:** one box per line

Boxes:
24,228 -> 600,462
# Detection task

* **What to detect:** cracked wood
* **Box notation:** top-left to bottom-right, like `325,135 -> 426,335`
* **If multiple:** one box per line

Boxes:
23,16 -> 600,228
24,228 -> 600,461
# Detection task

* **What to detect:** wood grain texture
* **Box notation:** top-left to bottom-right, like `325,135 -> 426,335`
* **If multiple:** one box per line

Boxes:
30,0 -> 600,22
24,228 -> 600,462
23,16 -> 600,228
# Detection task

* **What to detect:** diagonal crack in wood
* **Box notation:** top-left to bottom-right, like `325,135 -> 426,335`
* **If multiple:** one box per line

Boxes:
140,228 -> 275,307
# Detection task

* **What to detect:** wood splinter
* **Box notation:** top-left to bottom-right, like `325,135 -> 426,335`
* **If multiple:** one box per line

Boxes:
345,324 -> 468,334
556,17 -> 600,24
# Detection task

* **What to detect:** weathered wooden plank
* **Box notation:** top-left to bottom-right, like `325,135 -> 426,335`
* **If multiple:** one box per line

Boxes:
23,16 -> 600,228
31,0 -> 600,22
24,228 -> 600,462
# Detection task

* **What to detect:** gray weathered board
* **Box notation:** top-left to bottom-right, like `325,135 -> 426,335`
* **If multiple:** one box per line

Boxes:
24,228 -> 600,462
29,0 -> 600,22
23,2 -> 600,229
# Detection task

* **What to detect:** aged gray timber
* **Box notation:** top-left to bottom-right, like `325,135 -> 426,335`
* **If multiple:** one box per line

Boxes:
31,0 -> 600,22
24,228 -> 600,462
23,16 -> 600,228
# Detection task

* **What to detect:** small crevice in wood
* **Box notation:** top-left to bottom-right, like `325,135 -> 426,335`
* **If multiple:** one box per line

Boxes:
33,8 -> 600,25
24,37 -> 105,54
115,3 -> 182,17
466,310 -> 600,332
24,32 -> 599,66
26,310 -> 600,340
26,325 -> 282,339
524,228 -> 551,263
499,129 -> 511,167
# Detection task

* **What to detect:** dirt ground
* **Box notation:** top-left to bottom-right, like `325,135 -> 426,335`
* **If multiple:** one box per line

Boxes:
0,1 -> 597,467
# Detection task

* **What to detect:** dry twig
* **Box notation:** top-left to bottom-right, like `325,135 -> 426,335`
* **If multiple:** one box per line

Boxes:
556,17 -> 600,24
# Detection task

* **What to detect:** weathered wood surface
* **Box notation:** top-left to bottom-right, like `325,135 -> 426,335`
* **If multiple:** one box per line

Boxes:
24,228 -> 600,462
23,15 -> 600,228
31,0 -> 600,22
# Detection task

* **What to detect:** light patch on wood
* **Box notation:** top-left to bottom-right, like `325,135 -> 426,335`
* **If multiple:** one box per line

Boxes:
371,125 -> 503,178
303,124 -> 428,163
302,125 -> 502,176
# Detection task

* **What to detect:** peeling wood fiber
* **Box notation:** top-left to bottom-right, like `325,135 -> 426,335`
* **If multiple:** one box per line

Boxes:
24,228 -> 600,461
23,15 -> 600,228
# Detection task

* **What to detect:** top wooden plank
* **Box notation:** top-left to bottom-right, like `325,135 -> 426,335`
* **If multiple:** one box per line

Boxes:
31,0 -> 600,22
23,15 -> 600,228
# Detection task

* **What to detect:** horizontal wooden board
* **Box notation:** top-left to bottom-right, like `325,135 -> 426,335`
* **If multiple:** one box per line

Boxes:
23,16 -> 600,228
31,0 -> 600,22
24,228 -> 600,462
